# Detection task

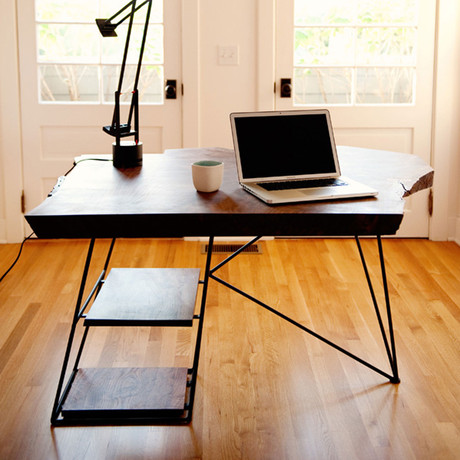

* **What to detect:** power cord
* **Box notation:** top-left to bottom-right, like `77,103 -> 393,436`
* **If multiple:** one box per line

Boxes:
50,158 -> 113,197
0,232 -> 35,284
64,157 -> 112,177
1,158 -> 111,284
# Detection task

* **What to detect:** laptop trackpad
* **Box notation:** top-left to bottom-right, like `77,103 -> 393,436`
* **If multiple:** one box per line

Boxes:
300,188 -> 337,197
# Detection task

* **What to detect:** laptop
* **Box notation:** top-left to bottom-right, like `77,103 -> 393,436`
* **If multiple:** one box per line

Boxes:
229,109 -> 378,204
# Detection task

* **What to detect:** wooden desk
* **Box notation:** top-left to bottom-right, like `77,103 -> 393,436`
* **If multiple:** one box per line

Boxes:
26,146 -> 433,239
25,147 -> 433,426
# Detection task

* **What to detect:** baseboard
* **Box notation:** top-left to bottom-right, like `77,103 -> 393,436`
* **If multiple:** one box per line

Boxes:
455,217 -> 460,246
0,218 -> 6,244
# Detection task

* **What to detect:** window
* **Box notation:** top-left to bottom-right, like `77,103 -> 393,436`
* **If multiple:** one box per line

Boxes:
294,0 -> 418,105
36,0 -> 164,103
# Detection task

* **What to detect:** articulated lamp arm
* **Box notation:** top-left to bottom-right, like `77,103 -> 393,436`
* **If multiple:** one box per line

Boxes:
96,0 -> 153,167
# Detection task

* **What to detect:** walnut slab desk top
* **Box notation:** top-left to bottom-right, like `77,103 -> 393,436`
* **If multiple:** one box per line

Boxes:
25,146 -> 433,239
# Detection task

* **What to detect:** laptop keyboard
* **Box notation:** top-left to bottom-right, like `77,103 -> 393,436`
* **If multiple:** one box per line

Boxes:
259,178 -> 347,191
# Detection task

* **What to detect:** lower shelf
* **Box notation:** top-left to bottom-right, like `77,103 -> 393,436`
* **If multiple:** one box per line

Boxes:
61,367 -> 189,422
84,268 -> 201,327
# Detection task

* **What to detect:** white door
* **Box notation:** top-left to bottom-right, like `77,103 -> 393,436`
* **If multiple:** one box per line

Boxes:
17,0 -> 183,215
275,0 -> 436,237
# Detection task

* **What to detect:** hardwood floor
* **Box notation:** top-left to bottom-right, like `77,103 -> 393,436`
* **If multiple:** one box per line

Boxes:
0,238 -> 459,459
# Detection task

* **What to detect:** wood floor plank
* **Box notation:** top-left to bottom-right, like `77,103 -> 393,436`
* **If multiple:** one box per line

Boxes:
0,238 -> 459,459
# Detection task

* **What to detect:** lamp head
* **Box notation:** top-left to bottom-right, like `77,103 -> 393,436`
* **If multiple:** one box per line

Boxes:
96,18 -> 118,37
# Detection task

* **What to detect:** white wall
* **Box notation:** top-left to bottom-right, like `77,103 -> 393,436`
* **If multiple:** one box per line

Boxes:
0,0 -> 460,243
198,0 -> 258,148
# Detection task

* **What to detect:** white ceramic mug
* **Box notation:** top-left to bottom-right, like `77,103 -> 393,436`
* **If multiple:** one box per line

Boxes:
191,160 -> 224,192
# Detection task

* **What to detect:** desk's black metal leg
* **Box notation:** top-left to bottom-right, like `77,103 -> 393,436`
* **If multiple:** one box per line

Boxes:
51,238 -> 96,424
209,236 -> 400,384
185,236 -> 215,421
51,236 -> 212,425
51,238 -> 117,425
71,238 -> 117,374
376,236 -> 400,383
355,236 -> 399,382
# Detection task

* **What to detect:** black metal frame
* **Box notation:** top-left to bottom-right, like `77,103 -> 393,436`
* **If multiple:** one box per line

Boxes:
51,236 -> 215,426
51,234 -> 398,426
208,235 -> 400,384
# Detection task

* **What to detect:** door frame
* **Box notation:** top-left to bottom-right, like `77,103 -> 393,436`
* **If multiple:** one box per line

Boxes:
0,0 -> 24,243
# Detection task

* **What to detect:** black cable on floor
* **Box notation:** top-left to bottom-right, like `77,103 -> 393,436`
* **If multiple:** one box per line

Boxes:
2,159 -> 111,283
0,232 -> 35,284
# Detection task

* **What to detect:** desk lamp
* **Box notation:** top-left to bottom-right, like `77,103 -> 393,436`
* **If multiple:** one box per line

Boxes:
96,0 -> 152,168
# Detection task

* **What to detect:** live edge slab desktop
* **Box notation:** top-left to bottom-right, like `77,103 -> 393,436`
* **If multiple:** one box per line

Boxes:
25,146 -> 433,426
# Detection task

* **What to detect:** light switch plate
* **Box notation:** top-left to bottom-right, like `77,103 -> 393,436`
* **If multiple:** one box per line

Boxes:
218,45 -> 239,66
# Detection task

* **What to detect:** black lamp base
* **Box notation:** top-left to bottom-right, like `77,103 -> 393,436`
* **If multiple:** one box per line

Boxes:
112,141 -> 143,168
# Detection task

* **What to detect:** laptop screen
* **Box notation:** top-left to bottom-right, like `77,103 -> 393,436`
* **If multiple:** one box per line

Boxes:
231,110 -> 340,182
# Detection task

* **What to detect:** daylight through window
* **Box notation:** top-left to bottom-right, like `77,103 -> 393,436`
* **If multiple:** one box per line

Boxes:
36,0 -> 164,103
294,0 -> 418,105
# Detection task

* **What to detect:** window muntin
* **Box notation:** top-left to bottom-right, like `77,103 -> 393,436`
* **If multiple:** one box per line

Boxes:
35,0 -> 164,103
293,0 -> 418,105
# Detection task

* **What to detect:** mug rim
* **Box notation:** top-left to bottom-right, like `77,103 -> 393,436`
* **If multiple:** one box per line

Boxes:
192,160 -> 223,167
